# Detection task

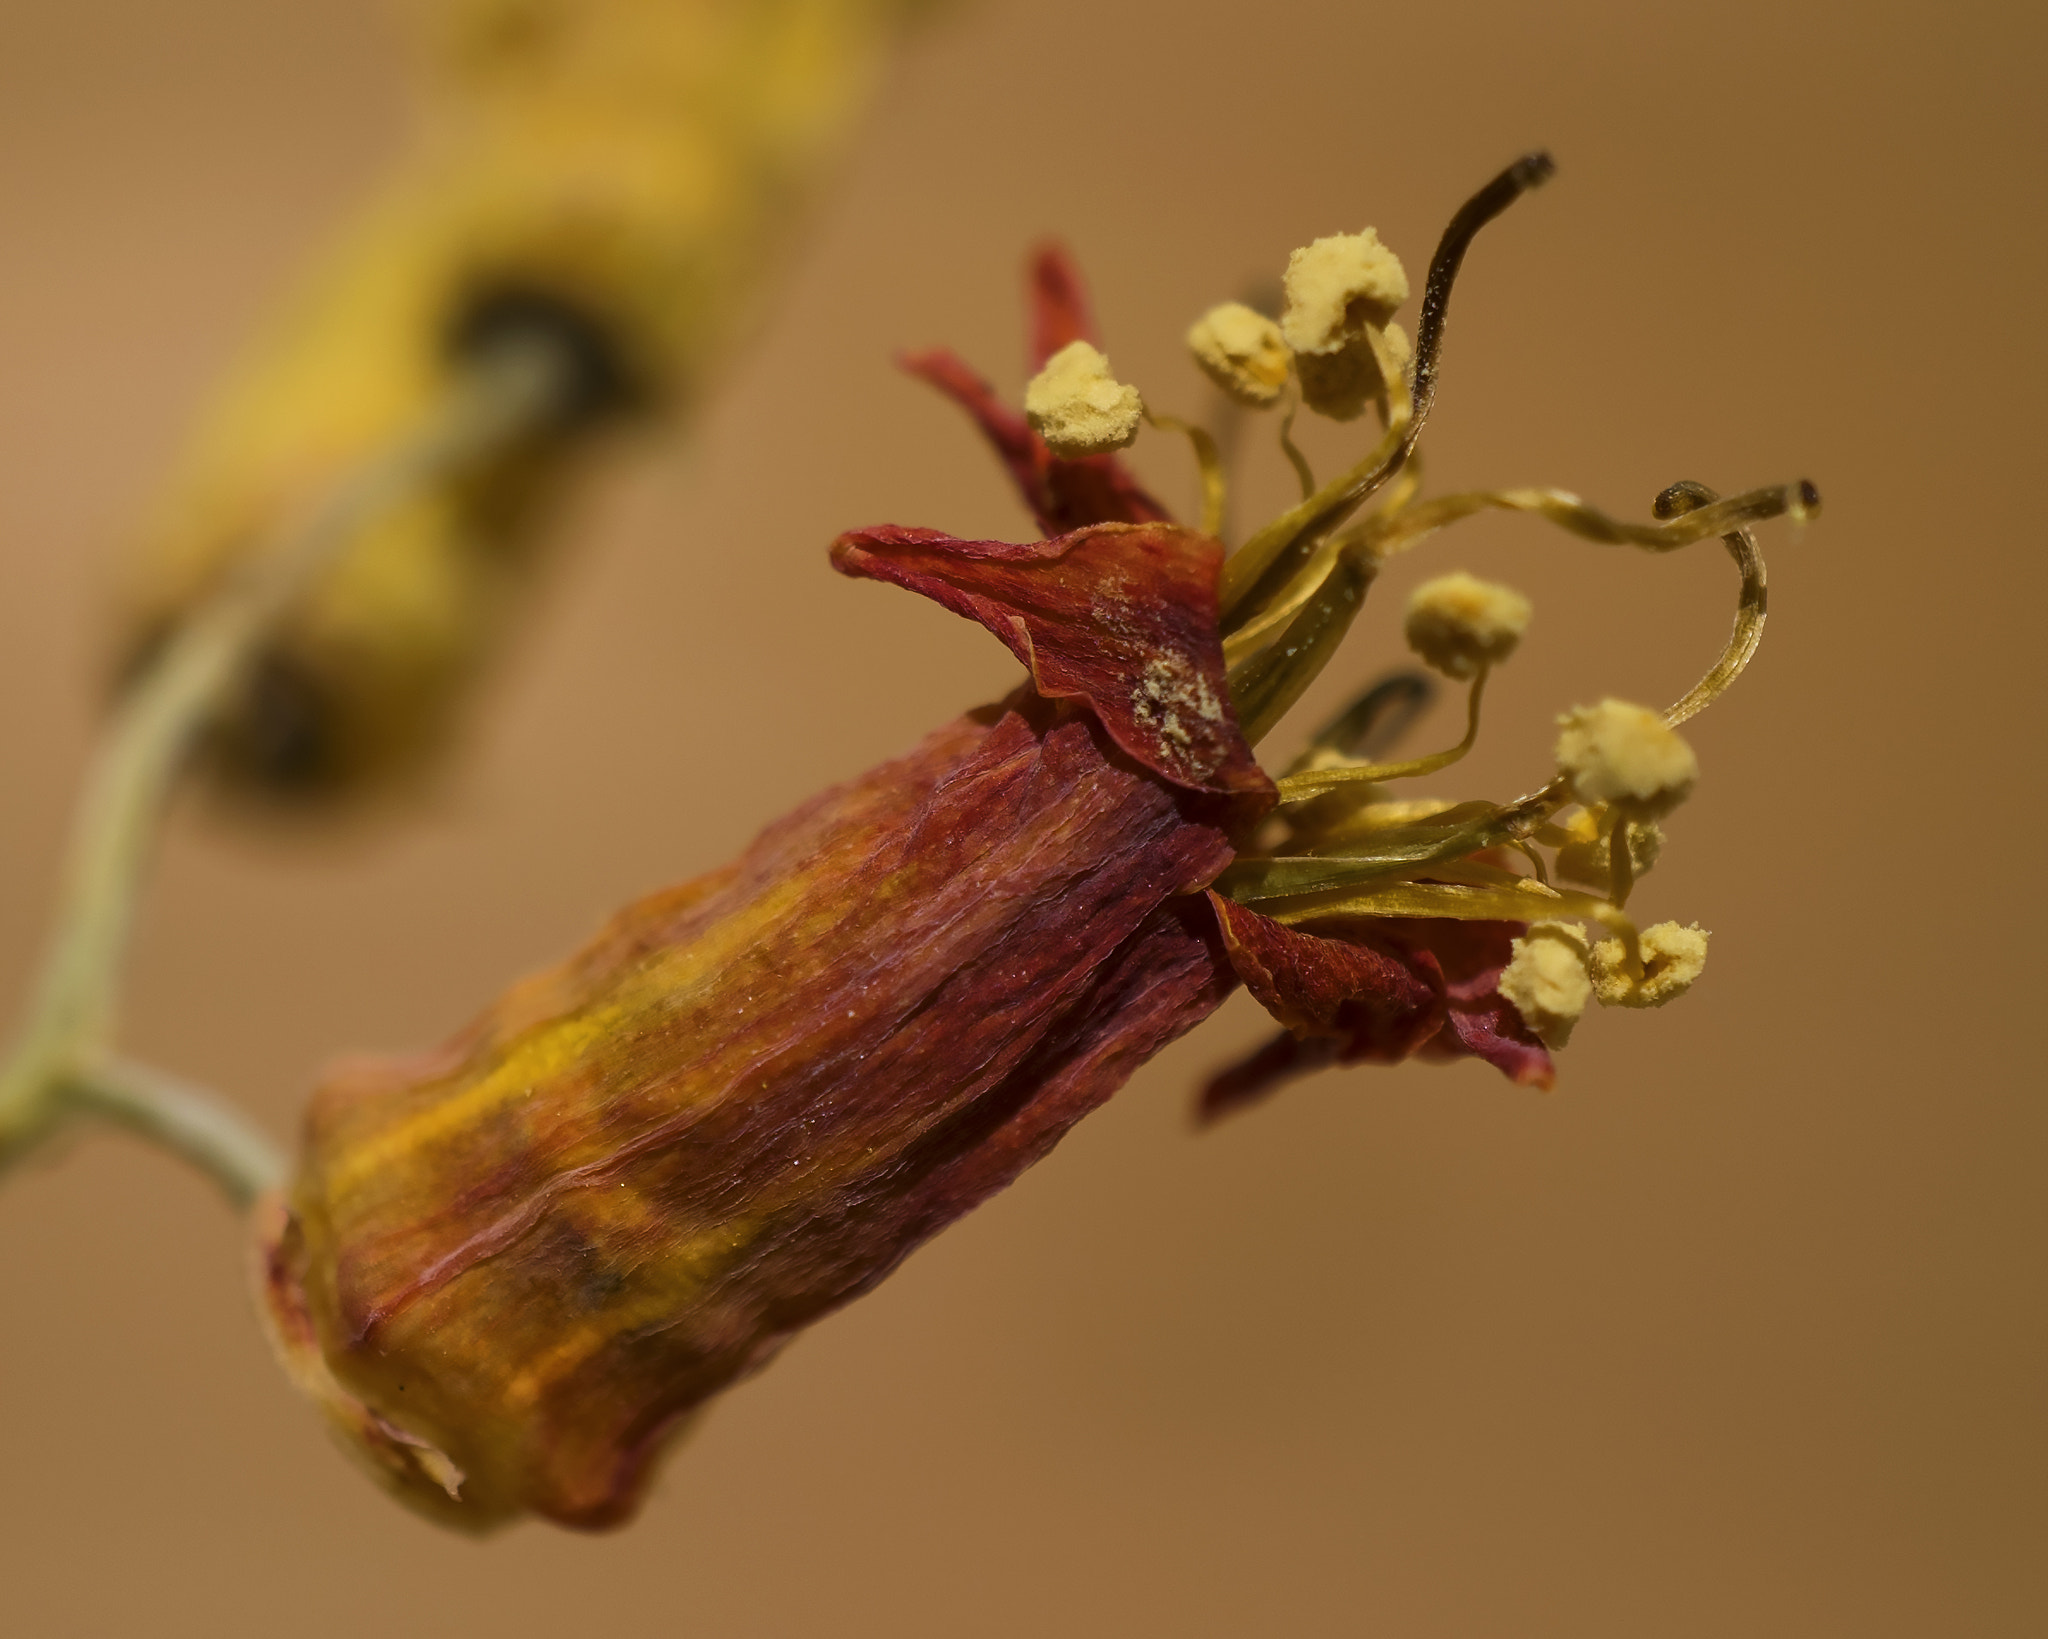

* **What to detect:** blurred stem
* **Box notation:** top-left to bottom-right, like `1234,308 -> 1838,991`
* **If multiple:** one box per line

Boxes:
0,338 -> 571,1206
61,1058 -> 286,1212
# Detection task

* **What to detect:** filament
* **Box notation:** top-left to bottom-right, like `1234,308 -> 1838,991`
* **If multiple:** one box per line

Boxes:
1284,671 -> 1436,773
1277,388 -> 1317,501
1275,666 -> 1490,800
1146,409 -> 1227,537
1219,154 -> 1555,628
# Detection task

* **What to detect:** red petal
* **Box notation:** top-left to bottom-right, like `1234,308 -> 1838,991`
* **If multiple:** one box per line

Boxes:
899,347 -> 1171,536
1397,920 -> 1556,1089
1027,239 -> 1098,368
1196,1031 -> 1339,1124
1196,905 -> 1556,1119
1207,892 -> 1446,1057
832,522 -> 1271,807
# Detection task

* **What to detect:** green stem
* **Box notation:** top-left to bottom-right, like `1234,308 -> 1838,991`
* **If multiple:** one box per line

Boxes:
62,1059 -> 286,1212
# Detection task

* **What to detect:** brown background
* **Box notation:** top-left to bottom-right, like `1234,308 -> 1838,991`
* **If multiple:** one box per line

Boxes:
0,0 -> 2042,1633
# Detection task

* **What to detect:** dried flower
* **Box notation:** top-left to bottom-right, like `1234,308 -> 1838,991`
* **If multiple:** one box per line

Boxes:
259,158 -> 1816,1530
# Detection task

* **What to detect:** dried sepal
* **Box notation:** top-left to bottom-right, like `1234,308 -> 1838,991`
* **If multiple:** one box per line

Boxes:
831,523 -> 1271,805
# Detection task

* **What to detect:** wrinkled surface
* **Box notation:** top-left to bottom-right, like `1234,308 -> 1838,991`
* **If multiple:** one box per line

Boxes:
263,238 -> 1551,1535
1200,899 -> 1553,1121
266,504 -> 1258,1529
276,702 -> 1242,1529
833,523 -> 1268,806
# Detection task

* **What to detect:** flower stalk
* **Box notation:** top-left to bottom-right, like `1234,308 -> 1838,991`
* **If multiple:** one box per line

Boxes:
0,339 -> 572,1196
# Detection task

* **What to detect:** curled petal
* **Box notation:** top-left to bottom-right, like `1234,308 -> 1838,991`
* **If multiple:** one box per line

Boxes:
1197,902 -> 1554,1119
832,522 -> 1271,807
899,347 -> 1171,535
1208,892 -> 1445,1058
1198,1032 -> 1339,1125
1399,919 -> 1556,1089
1027,239 -> 1099,368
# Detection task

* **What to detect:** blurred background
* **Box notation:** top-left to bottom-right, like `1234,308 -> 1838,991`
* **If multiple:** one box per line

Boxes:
0,0 -> 2041,1633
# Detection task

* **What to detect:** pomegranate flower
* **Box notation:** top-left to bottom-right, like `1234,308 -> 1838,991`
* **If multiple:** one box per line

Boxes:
258,157 -> 1817,1530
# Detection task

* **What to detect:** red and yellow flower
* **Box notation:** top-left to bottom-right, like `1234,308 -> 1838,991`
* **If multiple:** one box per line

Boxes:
258,157 -> 1816,1529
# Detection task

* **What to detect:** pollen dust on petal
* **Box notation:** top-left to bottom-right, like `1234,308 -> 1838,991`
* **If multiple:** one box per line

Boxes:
1130,651 -> 1226,777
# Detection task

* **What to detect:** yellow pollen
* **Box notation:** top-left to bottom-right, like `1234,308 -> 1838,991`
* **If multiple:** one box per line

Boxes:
1498,921 -> 1593,1048
1186,302 -> 1291,407
1024,339 -> 1143,458
1590,921 -> 1710,1007
1555,808 -> 1663,893
1279,228 -> 1409,354
1404,571 -> 1532,679
1554,699 -> 1698,816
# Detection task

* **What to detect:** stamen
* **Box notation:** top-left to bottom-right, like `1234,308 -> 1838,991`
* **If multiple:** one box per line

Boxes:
1554,700 -> 1696,818
1653,479 -> 1788,728
1144,409 -> 1227,538
1186,302 -> 1290,408
1226,552 -> 1376,745
1499,922 -> 1593,1048
1219,155 -> 1553,627
1363,480 -> 1812,562
1277,389 -> 1317,501
1589,921 -> 1709,1006
1275,666 -> 1489,800
1023,340 -> 1143,457
1283,671 -> 1435,773
1402,570 -> 1530,679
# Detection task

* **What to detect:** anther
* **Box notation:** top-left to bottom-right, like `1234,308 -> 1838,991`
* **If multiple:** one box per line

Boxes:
1187,303 -> 1291,407
1590,921 -> 1709,1007
1554,700 -> 1697,817
1499,922 -> 1593,1047
1279,229 -> 1409,355
1404,571 -> 1531,679
1024,340 -> 1143,457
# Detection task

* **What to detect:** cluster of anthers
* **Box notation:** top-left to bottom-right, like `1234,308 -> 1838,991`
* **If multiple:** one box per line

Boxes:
1016,152 -> 1815,1066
